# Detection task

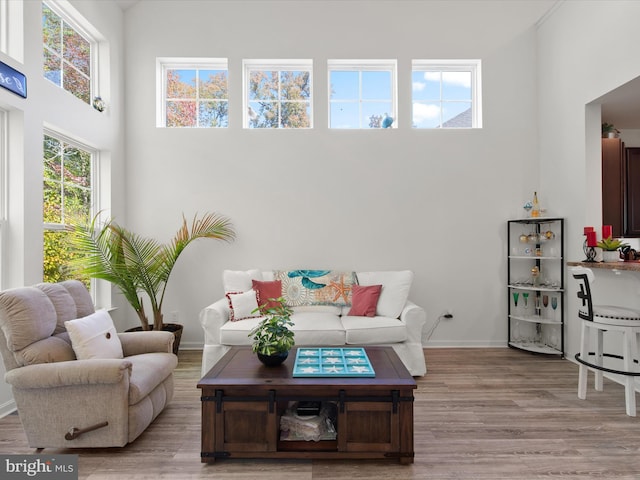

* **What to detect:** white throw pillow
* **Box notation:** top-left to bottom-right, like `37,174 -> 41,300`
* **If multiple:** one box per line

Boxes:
226,289 -> 261,321
65,310 -> 123,360
356,271 -> 414,318
223,269 -> 263,293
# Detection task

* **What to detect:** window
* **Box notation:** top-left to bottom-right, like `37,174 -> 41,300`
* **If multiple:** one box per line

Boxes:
43,132 -> 95,284
244,60 -> 312,128
328,60 -> 397,129
158,58 -> 229,128
0,0 -> 23,61
42,1 -> 93,104
412,60 -> 482,129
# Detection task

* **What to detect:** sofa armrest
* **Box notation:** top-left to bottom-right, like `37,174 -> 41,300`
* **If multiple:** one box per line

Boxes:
118,331 -> 174,356
199,298 -> 230,346
399,300 -> 427,343
5,358 -> 132,389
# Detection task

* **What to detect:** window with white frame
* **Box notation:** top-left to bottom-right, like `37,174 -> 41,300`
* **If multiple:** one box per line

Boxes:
328,60 -> 397,129
43,132 -> 95,285
158,58 -> 229,128
412,60 -> 482,129
244,60 -> 312,129
42,1 -> 94,104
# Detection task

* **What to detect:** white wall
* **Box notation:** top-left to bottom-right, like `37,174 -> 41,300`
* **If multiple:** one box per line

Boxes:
0,0 -> 125,416
537,1 -> 640,360
123,0 -> 554,349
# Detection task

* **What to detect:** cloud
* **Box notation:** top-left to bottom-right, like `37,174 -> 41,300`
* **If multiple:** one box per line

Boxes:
412,103 -> 440,124
412,81 -> 426,92
422,71 -> 471,88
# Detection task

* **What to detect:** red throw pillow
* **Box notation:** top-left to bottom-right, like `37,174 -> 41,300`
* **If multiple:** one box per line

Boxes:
348,284 -> 382,317
252,279 -> 282,309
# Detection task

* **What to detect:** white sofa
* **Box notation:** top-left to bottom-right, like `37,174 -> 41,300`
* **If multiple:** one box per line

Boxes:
200,269 -> 427,376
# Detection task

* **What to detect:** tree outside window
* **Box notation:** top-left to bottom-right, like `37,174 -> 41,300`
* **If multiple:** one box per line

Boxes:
43,134 -> 92,284
42,2 -> 92,104
245,61 -> 312,128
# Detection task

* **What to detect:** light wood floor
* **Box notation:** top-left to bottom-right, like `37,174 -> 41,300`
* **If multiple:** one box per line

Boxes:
1,348 -> 639,479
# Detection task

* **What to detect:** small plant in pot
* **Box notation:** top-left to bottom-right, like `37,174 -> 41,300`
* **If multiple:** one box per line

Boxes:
249,297 -> 295,366
597,236 -> 629,262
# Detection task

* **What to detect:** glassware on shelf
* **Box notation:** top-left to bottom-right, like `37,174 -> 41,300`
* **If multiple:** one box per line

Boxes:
522,292 -> 529,312
512,291 -> 519,309
551,296 -> 558,321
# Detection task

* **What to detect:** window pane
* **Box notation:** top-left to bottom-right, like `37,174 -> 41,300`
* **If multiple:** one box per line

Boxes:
64,184 -> 91,221
362,101 -> 391,128
281,101 -> 310,128
63,25 -> 90,76
412,102 -> 441,128
442,102 -> 472,128
330,71 -> 358,100
166,101 -> 197,127
249,71 -> 278,101
42,3 -> 61,53
442,71 -> 471,100
43,180 -> 62,223
64,146 -> 91,188
63,63 -> 90,103
199,70 -> 227,99
280,71 -> 310,100
166,69 -> 196,99
330,102 -> 358,128
362,71 -> 391,100
43,230 -> 80,283
248,100 -> 278,128
199,101 -> 228,127
43,49 -> 61,86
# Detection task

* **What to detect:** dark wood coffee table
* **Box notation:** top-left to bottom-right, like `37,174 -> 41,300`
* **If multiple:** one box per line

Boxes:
198,346 -> 416,464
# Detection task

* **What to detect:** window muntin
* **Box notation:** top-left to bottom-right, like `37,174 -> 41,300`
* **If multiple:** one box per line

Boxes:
42,1 -> 93,104
244,60 -> 312,129
328,60 -> 397,129
412,60 -> 481,129
43,132 -> 94,284
162,60 -> 229,127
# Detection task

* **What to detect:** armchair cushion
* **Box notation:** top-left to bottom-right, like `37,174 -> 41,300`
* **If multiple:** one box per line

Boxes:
14,335 -> 75,366
65,310 -> 123,360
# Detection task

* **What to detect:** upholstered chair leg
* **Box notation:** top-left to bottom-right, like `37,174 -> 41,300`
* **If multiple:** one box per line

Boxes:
578,321 -> 589,400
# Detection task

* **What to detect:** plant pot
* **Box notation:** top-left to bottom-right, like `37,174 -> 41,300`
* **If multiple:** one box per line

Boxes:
602,250 -> 621,263
125,323 -> 183,355
257,351 -> 289,367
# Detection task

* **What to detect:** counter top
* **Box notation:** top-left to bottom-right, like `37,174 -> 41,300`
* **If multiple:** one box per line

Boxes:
567,260 -> 640,272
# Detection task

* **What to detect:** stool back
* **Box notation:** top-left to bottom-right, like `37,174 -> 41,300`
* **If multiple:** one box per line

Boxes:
571,267 -> 594,322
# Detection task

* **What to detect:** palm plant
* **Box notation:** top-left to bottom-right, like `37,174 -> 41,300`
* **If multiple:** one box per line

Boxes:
71,212 -> 235,331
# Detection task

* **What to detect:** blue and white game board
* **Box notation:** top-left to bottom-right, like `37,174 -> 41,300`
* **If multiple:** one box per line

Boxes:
293,348 -> 375,377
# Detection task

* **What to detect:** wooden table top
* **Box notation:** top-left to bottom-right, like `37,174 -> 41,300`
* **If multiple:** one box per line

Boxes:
197,346 -> 416,390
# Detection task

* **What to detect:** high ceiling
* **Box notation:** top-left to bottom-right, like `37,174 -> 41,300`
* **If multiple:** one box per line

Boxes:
599,76 -> 640,130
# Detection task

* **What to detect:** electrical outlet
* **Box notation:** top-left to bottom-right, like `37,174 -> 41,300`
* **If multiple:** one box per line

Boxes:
443,309 -> 454,319
170,311 -> 179,323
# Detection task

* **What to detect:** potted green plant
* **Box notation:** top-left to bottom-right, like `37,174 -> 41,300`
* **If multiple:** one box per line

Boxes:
597,236 -> 629,262
602,122 -> 619,138
248,297 -> 295,366
70,212 -> 235,352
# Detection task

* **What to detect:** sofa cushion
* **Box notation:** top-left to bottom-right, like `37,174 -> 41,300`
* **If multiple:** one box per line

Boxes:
35,283 -> 78,334
226,290 -> 261,321
220,316 -> 266,345
348,284 -> 382,317
127,352 -> 178,405
341,315 -> 408,344
356,271 -> 413,318
274,270 -> 357,307
252,279 -> 282,309
289,312 -> 346,345
0,287 -> 57,352
223,269 -> 263,293
13,336 -> 76,366
65,310 -> 124,360
60,279 -> 95,317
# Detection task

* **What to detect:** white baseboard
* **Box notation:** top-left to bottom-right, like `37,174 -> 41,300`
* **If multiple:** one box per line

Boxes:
425,341 -> 507,348
178,341 -> 205,351
0,398 -> 16,419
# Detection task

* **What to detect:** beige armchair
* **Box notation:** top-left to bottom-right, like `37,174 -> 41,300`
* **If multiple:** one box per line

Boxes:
0,280 -> 178,448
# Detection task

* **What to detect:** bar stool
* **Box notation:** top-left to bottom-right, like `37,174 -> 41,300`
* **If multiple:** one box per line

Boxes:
571,267 -> 640,416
